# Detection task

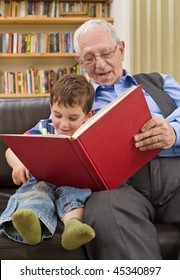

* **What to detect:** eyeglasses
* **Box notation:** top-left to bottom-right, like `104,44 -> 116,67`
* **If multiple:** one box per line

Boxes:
80,44 -> 118,65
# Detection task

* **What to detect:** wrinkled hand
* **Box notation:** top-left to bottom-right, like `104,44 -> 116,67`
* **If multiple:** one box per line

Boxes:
12,162 -> 30,185
134,117 -> 176,151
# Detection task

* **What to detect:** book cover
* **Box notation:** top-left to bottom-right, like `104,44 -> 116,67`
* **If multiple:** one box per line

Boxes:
0,85 -> 161,191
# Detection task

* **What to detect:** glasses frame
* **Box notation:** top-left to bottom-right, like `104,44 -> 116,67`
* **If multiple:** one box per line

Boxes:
79,44 -> 118,66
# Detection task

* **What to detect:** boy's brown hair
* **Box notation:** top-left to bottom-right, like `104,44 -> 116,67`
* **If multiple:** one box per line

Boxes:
50,74 -> 94,114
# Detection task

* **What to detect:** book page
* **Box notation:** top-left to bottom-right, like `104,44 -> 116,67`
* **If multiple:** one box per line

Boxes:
72,85 -> 137,138
0,133 -> 71,139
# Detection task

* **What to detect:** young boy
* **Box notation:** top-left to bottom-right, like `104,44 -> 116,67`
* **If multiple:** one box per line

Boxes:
0,74 -> 95,250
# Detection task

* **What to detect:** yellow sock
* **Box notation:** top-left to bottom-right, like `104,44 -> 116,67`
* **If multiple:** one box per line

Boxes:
61,219 -> 95,250
12,209 -> 41,245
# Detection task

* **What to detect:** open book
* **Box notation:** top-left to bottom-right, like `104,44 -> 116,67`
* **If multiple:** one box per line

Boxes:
0,85 -> 160,191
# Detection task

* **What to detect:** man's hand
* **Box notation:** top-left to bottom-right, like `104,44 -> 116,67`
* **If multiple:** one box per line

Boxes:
12,162 -> 30,185
134,117 -> 176,151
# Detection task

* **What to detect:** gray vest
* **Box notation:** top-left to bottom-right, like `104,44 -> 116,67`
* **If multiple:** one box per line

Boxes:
133,72 -> 177,117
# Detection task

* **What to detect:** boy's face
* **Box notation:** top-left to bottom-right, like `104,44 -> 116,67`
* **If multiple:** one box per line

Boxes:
51,102 -> 94,136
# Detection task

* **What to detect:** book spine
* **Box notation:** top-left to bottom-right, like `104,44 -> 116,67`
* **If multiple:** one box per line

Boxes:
1,65 -> 80,94
71,138 -> 107,191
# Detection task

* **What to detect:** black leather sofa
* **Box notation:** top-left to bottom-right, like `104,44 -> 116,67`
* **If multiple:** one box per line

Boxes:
0,96 -> 180,259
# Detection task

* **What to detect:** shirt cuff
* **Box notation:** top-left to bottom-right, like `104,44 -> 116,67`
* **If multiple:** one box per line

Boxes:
170,122 -> 180,152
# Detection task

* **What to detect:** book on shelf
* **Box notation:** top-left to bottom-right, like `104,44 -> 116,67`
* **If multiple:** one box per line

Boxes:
0,0 -> 111,18
0,85 -> 161,191
59,12 -> 87,17
0,65 -> 80,94
0,32 -> 75,54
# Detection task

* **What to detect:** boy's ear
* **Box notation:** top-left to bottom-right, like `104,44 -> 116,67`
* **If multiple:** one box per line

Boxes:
50,103 -> 53,114
86,109 -> 94,121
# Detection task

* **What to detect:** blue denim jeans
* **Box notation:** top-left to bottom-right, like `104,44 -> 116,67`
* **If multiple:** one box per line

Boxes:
0,177 -> 92,243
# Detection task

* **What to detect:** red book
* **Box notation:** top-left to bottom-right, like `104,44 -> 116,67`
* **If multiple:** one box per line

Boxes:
0,85 -> 160,191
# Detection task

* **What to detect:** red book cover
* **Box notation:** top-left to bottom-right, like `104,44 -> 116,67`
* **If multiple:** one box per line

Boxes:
0,85 -> 161,191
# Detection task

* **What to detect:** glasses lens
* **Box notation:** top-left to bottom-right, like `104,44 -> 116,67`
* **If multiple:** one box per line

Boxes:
85,57 -> 94,64
82,45 -> 117,65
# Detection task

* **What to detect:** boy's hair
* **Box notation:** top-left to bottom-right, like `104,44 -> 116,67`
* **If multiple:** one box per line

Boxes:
50,74 -> 94,114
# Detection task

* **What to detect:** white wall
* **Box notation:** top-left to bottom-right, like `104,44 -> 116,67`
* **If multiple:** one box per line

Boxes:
110,0 -> 131,71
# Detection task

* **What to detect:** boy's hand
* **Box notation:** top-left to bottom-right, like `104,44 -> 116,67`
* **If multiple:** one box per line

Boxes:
5,148 -> 30,185
12,163 -> 30,185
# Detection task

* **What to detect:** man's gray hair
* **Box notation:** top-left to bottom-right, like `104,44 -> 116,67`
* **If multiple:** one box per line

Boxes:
73,19 -> 120,55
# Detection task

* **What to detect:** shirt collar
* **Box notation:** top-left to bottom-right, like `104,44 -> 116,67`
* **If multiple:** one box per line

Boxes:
91,69 -> 138,90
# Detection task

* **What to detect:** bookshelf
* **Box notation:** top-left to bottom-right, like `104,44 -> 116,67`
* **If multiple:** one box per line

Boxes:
0,0 -> 113,97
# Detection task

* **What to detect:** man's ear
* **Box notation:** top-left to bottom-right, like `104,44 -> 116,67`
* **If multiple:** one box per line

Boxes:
75,56 -> 85,68
118,41 -> 125,60
75,56 -> 81,63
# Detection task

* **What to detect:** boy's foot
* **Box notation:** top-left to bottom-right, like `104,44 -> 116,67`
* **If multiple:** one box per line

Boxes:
61,218 -> 95,250
12,209 -> 41,245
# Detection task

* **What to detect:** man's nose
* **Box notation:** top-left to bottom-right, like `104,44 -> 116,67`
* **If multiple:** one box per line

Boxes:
95,55 -> 107,66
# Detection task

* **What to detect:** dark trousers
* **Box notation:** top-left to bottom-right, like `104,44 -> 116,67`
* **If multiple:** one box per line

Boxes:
84,157 -> 180,259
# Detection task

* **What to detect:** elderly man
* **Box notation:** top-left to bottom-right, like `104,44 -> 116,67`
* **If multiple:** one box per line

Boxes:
73,19 -> 180,259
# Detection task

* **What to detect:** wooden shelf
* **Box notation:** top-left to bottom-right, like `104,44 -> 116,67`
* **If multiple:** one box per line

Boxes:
0,1 -> 114,98
0,53 -> 76,58
0,93 -> 50,98
0,17 -> 114,25
55,0 -> 112,2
